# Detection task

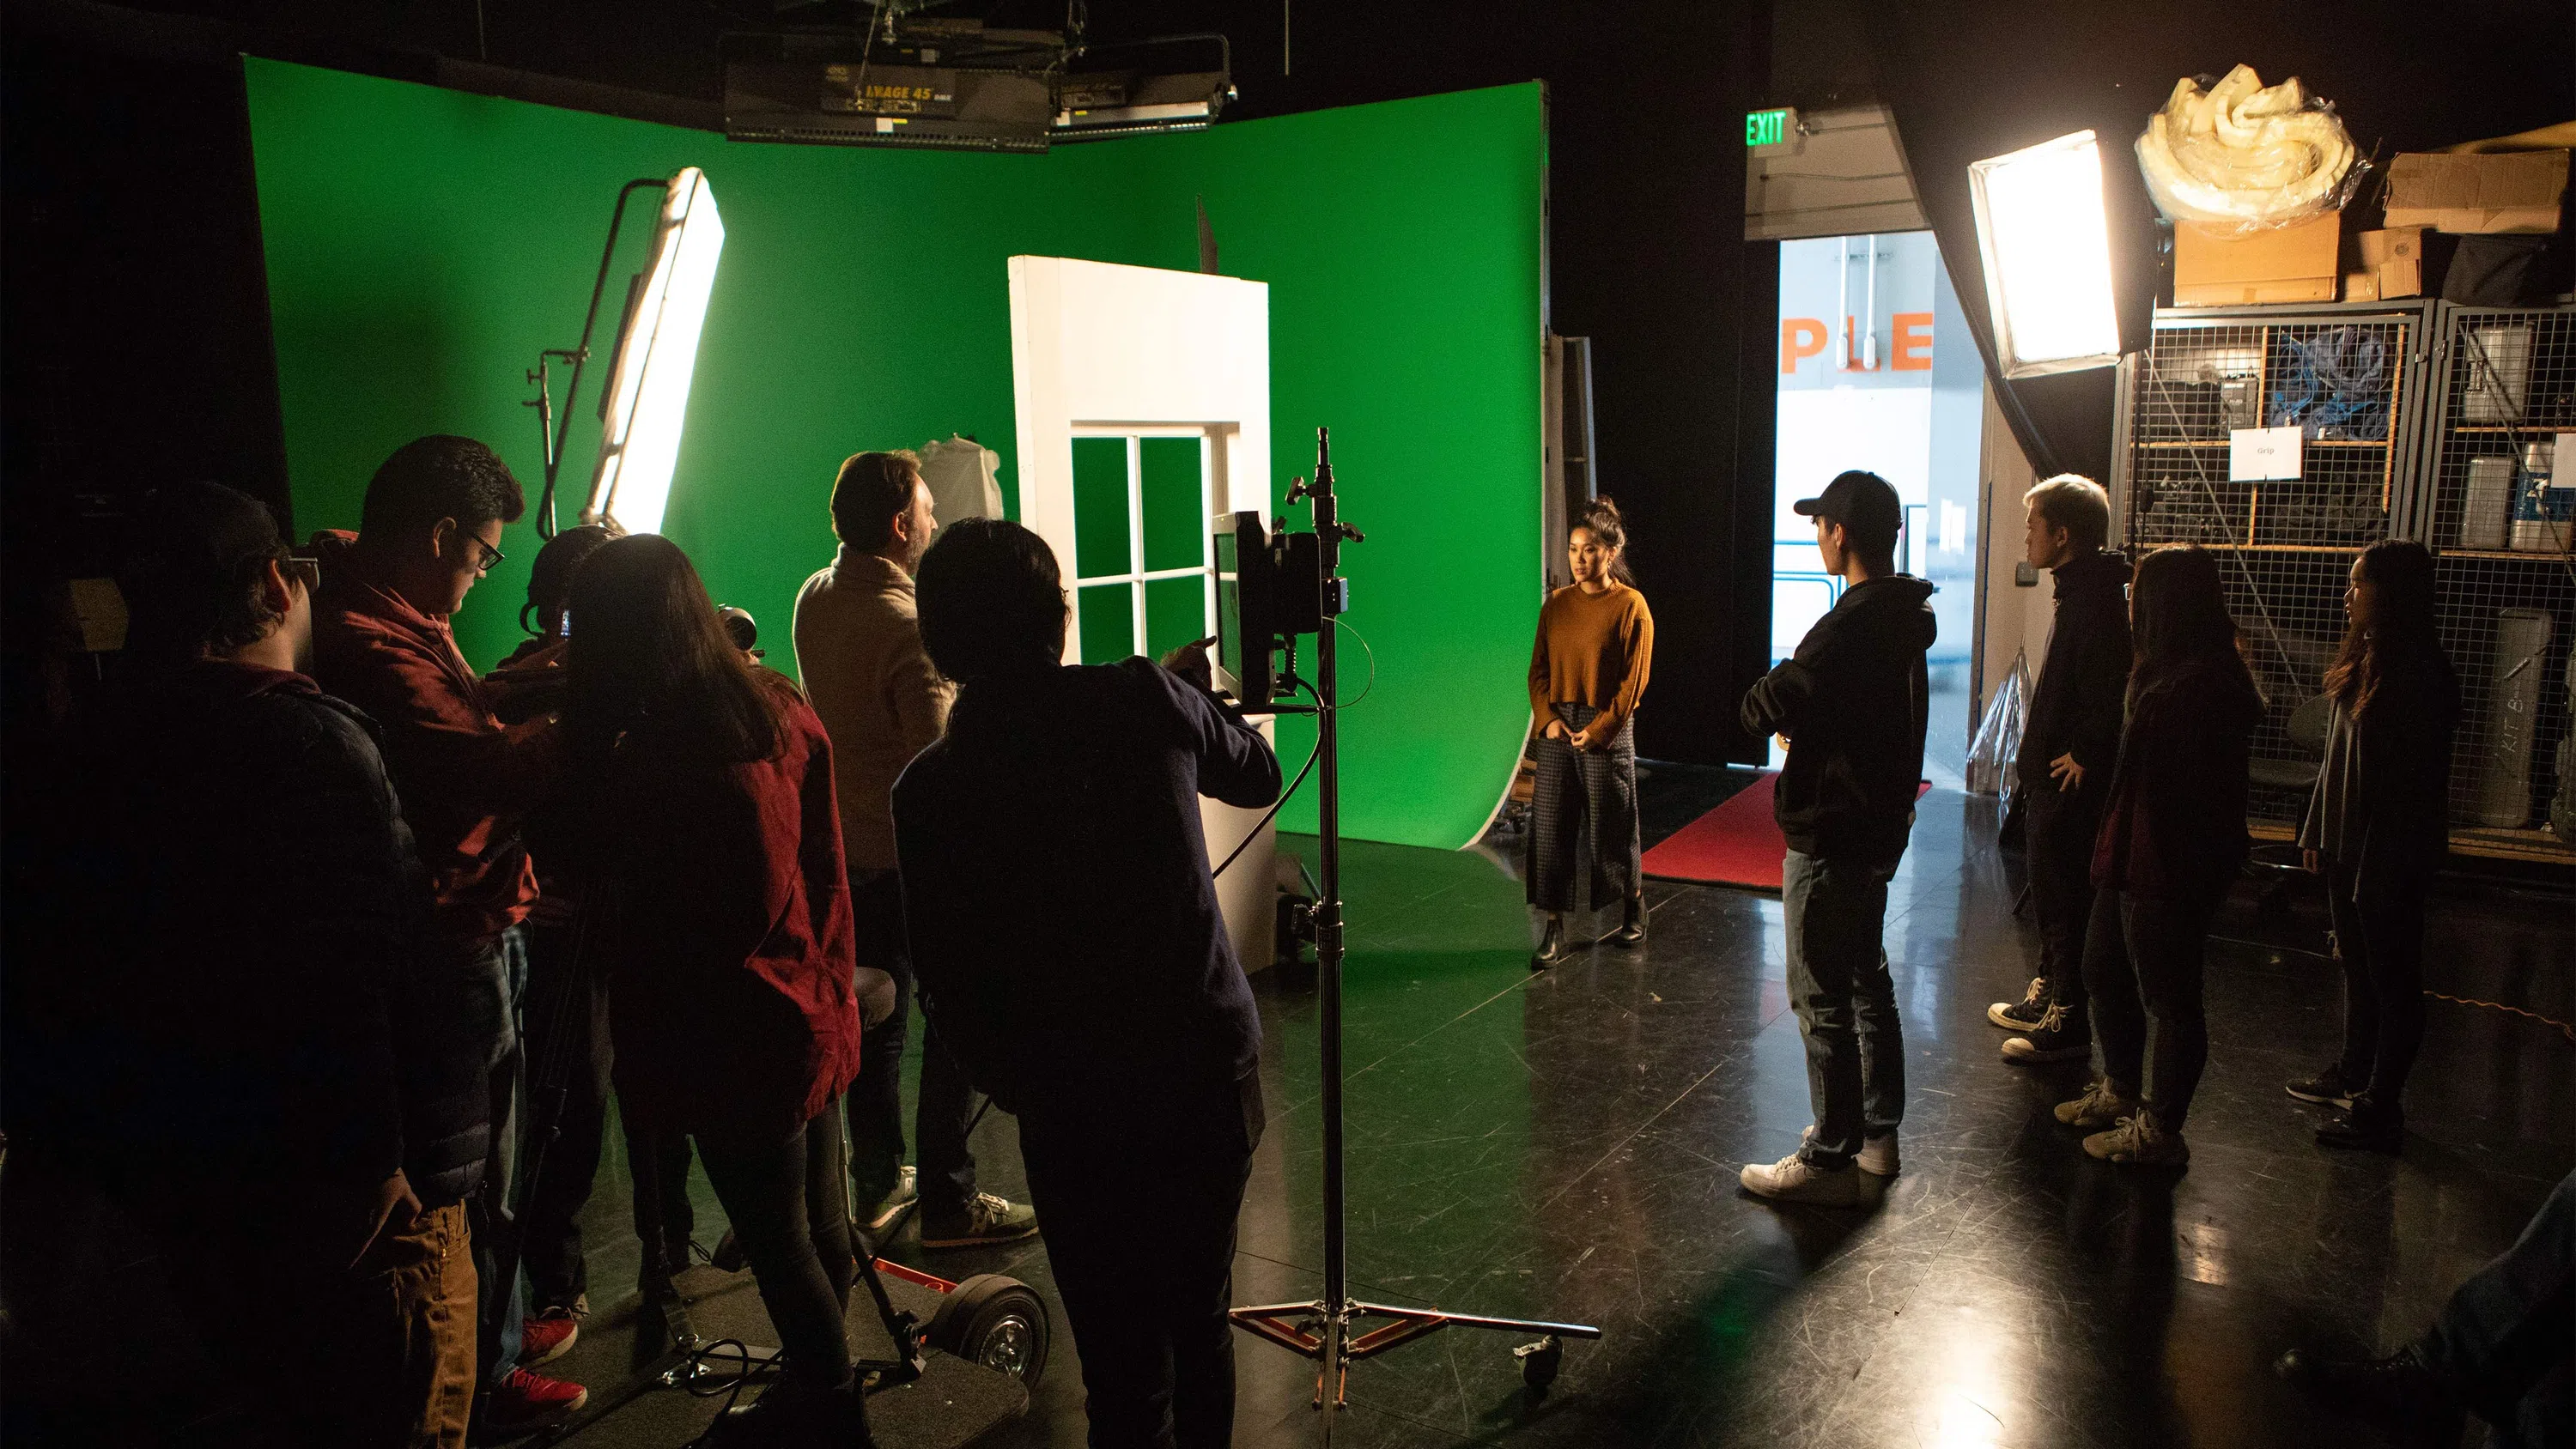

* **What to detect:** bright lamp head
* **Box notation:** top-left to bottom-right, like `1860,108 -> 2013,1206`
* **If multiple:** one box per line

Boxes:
586,167 -> 724,536
1968,130 -> 2121,379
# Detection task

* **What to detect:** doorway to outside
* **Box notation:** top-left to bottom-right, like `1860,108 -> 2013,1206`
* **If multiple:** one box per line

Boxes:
1771,231 -> 1982,785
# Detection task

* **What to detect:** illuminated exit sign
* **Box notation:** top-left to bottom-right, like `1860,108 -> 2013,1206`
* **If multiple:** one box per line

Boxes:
1747,107 -> 1801,155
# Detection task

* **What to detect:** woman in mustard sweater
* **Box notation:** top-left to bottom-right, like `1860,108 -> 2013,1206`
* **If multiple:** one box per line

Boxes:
1527,497 -> 1656,966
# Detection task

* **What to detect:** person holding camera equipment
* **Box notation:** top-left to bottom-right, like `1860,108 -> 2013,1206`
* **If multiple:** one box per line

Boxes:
1736,470 -> 1936,1205
2288,539 -> 2458,1154
492,522 -> 707,1352
1,482 -> 478,1445
307,434 -> 587,1433
560,533 -> 872,1445
895,518 -> 1281,1449
1991,476 -> 2132,1065
2052,543 -> 2259,1168
793,451 -> 1035,1250
1525,496 -> 1656,967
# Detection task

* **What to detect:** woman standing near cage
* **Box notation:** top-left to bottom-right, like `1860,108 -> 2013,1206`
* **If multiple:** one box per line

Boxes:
2290,539 -> 2458,1154
2053,543 -> 2260,1168
1526,498 -> 1655,967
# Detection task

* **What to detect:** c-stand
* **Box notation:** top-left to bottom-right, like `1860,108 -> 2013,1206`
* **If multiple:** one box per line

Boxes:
1228,428 -> 1600,1444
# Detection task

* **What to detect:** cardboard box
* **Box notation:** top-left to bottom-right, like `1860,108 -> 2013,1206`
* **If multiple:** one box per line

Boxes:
2172,209 -> 2341,306
2384,150 -> 2568,234
2343,270 -> 2380,301
2358,227 -> 2425,298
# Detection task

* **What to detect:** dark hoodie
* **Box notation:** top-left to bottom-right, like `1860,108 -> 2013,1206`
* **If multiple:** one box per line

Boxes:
1741,574 -> 1940,861
2,661 -> 489,1207
893,658 -> 1280,1115
2015,549 -> 2133,792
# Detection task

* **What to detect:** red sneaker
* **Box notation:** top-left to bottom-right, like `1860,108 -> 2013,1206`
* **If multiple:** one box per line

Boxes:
519,1307 -> 580,1367
484,1367 -> 587,1435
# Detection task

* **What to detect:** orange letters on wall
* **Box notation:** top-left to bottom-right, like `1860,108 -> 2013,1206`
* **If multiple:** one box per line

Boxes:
1891,312 -> 1933,370
1780,318 -> 1827,374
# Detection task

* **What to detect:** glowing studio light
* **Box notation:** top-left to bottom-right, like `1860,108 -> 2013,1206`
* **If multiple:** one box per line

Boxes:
1967,130 -> 2121,379
587,167 -> 724,536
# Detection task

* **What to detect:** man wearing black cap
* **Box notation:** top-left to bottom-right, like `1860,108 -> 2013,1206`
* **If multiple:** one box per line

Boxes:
2,482 -> 479,1443
1737,470 -> 1938,1206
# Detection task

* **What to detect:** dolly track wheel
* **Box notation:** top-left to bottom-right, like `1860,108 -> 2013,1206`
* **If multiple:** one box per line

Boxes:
1515,1335 -> 1562,1392
927,1274 -> 1050,1387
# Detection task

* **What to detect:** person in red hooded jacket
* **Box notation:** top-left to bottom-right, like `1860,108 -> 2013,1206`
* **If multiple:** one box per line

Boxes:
307,434 -> 586,1434
561,534 -> 869,1446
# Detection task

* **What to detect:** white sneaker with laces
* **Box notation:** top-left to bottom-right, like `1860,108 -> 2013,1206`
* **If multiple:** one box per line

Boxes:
1741,1151 -> 1864,1204
2054,1077 -> 2136,1130
1800,1125 -> 1899,1177
1988,977 -> 2048,1029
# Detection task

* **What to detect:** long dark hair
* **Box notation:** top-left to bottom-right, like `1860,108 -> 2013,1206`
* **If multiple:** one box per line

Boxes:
2128,544 -> 2258,712
565,534 -> 781,765
1575,496 -> 1637,585
2323,539 -> 2453,721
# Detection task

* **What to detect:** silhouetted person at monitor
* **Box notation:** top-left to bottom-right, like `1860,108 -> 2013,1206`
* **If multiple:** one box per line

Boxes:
896,518 -> 1280,1449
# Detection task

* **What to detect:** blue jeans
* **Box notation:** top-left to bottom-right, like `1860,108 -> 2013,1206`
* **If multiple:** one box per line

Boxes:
2420,1169 -> 2574,1446
1783,849 -> 1906,1169
465,926 -> 530,1394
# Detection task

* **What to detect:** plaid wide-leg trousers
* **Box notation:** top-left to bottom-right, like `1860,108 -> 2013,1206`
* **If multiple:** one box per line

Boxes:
1524,701 -> 1639,912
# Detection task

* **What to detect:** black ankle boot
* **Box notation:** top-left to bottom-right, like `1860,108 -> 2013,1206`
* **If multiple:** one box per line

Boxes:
2317,1094 -> 2403,1153
1531,916 -> 1566,969
2275,1345 -> 2460,1442
1611,894 -> 1647,947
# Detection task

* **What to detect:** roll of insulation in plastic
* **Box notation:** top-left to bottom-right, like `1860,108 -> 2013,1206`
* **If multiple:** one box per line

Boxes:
2136,65 -> 2357,229
2475,607 -> 2555,828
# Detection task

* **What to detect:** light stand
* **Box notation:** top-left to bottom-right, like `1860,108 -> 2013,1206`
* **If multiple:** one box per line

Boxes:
522,178 -> 670,538
1229,428 -> 1601,1443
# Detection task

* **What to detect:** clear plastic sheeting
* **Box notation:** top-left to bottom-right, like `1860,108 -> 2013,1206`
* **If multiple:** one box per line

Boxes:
2136,65 -> 2361,234
1966,649 -> 2033,797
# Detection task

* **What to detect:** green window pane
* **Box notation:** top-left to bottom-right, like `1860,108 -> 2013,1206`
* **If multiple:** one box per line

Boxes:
1077,583 -> 1136,664
1139,436 -> 1206,573
1071,437 -> 1131,579
1145,573 -> 1210,661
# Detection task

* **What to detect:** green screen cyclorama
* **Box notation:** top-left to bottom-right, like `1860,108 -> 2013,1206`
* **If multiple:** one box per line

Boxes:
243,58 -> 1543,850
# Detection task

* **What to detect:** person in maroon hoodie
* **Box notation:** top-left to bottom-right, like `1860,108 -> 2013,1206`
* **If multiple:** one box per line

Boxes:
561,534 -> 869,1446
2052,543 -> 2261,1170
307,434 -> 586,1434
1,482 -> 475,1444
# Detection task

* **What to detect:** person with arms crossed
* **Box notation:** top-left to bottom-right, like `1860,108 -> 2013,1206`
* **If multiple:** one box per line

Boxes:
1737,470 -> 1936,1205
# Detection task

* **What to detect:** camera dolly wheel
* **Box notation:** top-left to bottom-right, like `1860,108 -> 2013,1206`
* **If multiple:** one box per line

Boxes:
1514,1335 -> 1562,1391
927,1274 -> 1050,1387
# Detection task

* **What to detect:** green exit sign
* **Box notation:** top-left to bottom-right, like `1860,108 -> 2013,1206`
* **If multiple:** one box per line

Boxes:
1747,108 -> 1791,148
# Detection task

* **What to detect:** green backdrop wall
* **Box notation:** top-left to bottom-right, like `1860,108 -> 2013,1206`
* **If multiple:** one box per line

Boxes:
244,58 -> 1542,849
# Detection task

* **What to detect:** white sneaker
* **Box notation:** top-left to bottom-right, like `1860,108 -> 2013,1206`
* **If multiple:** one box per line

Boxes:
861,1165 -> 920,1234
1741,1152 -> 1864,1204
1801,1125 -> 1899,1177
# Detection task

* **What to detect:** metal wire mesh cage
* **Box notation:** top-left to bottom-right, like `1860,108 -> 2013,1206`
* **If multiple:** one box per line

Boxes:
2427,306 -> 2576,843
2120,304 -> 2432,826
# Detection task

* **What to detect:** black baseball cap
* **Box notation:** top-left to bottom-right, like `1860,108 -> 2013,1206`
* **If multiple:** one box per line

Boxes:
1793,470 -> 1903,548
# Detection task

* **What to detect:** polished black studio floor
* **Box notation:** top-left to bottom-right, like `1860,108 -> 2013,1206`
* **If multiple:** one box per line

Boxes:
565,768 -> 2574,1449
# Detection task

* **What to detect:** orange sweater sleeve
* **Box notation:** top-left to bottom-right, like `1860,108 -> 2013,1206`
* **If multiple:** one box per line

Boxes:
1591,591 -> 1655,739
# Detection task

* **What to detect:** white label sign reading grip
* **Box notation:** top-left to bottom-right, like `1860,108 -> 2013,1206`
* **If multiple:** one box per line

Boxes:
2229,426 -> 2303,482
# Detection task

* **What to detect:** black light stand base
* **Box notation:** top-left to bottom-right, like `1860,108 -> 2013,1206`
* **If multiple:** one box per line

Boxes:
1230,1300 -> 1601,1407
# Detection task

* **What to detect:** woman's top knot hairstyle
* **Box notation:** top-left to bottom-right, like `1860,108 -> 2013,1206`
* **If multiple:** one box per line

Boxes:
519,521 -> 623,636
1575,496 -> 1637,585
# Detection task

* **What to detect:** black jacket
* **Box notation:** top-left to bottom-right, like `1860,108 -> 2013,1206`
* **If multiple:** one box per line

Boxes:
2092,658 -> 2261,902
2300,665 -> 2458,892
1741,575 -> 1939,861
893,658 -> 1280,1119
2015,550 -> 2132,793
2,662 -> 489,1207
